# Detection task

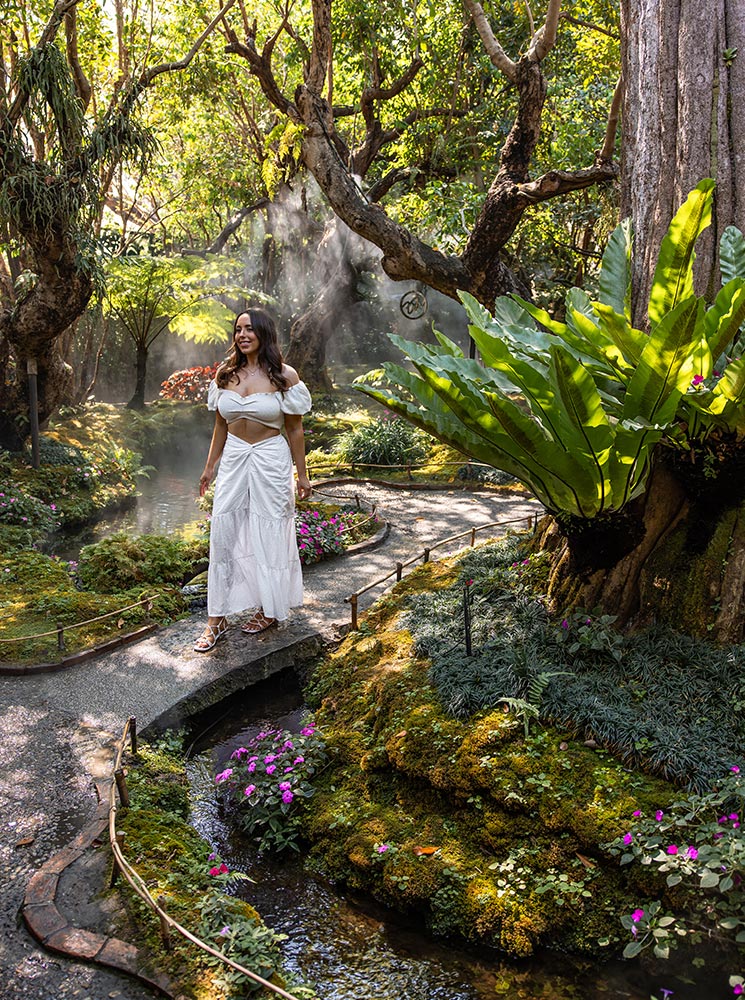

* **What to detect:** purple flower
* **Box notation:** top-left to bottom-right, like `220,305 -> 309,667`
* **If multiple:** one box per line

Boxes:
278,781 -> 292,791
631,908 -> 644,923
264,754 -> 277,764
282,790 -> 294,803
655,810 -> 664,821
731,765 -> 741,774
247,760 -> 256,772
623,833 -> 633,845
244,784 -> 256,796
265,764 -> 276,775
560,619 -> 568,629
215,768 -> 233,784
376,844 -> 389,854
294,756 -> 305,764
632,809 -> 642,817
686,846 -> 698,860
691,374 -> 705,386
219,926 -> 230,936
666,844 -> 678,855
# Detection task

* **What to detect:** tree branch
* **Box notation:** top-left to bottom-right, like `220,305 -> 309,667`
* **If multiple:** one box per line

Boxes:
599,75 -> 623,162
462,0 -> 517,82
528,0 -> 561,63
515,162 -> 617,205
308,0 -> 331,92
65,8 -> 91,109
138,0 -> 238,87
205,199 -> 270,253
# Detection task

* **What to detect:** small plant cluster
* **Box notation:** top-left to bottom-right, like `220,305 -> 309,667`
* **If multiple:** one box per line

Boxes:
78,532 -> 208,592
608,769 -> 745,992
214,720 -> 326,853
160,363 -> 219,403
295,508 -> 350,564
336,414 -> 431,467
401,536 -> 745,791
0,486 -> 61,533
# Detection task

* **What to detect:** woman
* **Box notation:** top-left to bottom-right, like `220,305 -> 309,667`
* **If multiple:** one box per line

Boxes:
194,308 -> 312,652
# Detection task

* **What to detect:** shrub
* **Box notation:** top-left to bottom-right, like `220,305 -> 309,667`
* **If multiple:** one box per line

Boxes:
295,508 -> 348,564
78,533 -> 208,593
160,364 -> 219,403
336,415 -> 430,467
30,436 -> 87,468
214,719 -> 326,853
0,484 -> 60,532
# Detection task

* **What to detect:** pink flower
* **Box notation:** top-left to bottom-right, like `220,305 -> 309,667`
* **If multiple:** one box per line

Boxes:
655,810 -> 664,821
294,756 -> 305,764
623,833 -> 633,845
632,810 -> 642,817
215,768 -> 233,784
266,764 -> 276,775
686,846 -> 698,859
560,619 -> 568,629
209,863 -> 229,876
666,845 -> 678,855
278,781 -> 291,791
631,908 -> 645,923
691,374 -> 705,386
377,844 -> 389,854
244,784 -> 256,796
731,766 -> 741,774
734,987 -> 743,996
282,790 -> 294,803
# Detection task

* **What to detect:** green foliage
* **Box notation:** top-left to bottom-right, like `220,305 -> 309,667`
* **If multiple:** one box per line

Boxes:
336,415 -> 431,466
215,721 -> 327,853
0,482 -> 59,532
608,769 -> 745,963
358,181 -> 745,518
78,532 -> 207,593
399,538 -> 745,791
30,436 -> 87,468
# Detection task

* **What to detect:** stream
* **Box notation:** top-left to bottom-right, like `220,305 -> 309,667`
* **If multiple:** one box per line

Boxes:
184,673 -> 731,1000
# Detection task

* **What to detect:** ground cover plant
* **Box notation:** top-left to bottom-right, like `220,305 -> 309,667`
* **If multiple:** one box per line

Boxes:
297,533 -> 745,988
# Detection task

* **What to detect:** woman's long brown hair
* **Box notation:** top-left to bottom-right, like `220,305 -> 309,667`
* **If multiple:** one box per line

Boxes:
216,309 -> 289,391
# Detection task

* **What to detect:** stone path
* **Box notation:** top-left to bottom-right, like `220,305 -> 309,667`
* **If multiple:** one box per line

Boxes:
0,482 -> 540,998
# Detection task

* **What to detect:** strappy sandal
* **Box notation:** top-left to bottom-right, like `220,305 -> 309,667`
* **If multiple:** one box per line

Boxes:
194,617 -> 228,652
240,612 -> 277,635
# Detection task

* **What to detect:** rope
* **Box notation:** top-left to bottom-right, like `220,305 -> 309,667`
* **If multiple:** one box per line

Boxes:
108,722 -> 304,1000
0,594 -> 158,643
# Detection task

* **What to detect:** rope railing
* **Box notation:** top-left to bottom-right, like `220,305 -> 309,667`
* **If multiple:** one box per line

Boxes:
0,593 -> 158,649
344,513 -> 538,629
108,719 -> 304,1000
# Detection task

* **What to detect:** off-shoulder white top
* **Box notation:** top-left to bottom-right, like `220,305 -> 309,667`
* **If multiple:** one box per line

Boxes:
206,379 -> 312,429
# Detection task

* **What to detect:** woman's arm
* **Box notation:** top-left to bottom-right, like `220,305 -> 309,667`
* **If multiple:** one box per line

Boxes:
199,414 -> 228,496
284,414 -> 312,500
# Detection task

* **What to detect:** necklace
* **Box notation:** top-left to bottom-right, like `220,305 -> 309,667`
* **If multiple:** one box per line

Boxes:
244,363 -> 261,376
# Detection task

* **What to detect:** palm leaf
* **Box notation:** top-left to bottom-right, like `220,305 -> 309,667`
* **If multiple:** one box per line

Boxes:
720,226 -> 745,284
598,217 -> 633,319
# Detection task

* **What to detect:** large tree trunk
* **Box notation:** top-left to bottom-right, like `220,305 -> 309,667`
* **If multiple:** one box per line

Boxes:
620,0 -> 745,322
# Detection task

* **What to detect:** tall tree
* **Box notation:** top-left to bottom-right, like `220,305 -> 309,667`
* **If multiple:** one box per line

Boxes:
215,0 -> 619,386
0,0 -> 234,450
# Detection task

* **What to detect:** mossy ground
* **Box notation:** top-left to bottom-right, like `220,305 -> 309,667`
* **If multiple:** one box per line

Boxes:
303,558 -> 674,959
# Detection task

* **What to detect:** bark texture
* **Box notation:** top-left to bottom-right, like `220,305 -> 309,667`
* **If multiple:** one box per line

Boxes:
620,0 -> 745,321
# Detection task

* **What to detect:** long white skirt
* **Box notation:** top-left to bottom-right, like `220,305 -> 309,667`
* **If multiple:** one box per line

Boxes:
207,433 -> 303,620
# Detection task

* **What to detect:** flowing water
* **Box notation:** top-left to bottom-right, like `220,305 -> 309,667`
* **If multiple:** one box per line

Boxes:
185,673 -> 731,1000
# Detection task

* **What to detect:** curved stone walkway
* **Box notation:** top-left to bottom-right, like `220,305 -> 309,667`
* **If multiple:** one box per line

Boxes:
0,483 -> 540,999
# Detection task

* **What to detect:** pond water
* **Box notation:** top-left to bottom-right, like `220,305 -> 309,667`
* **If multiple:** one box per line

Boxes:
185,673 -> 731,1000
47,446 -> 207,560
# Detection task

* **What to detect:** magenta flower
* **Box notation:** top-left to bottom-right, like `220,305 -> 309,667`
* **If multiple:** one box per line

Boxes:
264,754 -> 277,764
729,813 -> 739,821
278,781 -> 291,791
631,908 -> 645,923
244,784 -> 256,796
560,619 -> 568,629
209,863 -> 229,876
666,845 -> 678,855
247,761 -> 256,772
377,844 -> 389,854
623,833 -> 633,845
731,766 -> 741,774
265,764 -> 276,775
231,747 -> 248,759
632,809 -> 642,817
215,768 -> 233,784
282,790 -> 294,803
734,987 -> 743,997
655,810 -> 664,821
691,374 -> 705,386
686,846 -> 698,860
294,756 -> 305,764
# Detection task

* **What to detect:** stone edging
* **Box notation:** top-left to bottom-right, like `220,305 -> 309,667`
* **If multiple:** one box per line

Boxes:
21,778 -> 175,997
344,520 -> 390,554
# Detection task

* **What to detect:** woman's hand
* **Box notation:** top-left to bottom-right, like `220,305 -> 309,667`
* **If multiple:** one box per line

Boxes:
199,468 -> 213,497
296,475 -> 312,501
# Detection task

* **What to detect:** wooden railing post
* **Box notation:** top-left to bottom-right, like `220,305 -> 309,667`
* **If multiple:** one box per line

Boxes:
423,548 -> 430,563
129,716 -> 138,756
56,622 -> 65,651
349,594 -> 358,630
110,830 -> 125,886
396,561 -> 403,581
114,768 -> 130,808
157,897 -> 172,950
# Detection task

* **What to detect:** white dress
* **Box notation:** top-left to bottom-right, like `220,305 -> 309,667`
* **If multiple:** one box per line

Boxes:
206,380 -> 312,620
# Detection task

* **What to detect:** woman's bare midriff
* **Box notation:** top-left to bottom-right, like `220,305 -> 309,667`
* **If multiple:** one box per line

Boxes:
227,418 -> 281,445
